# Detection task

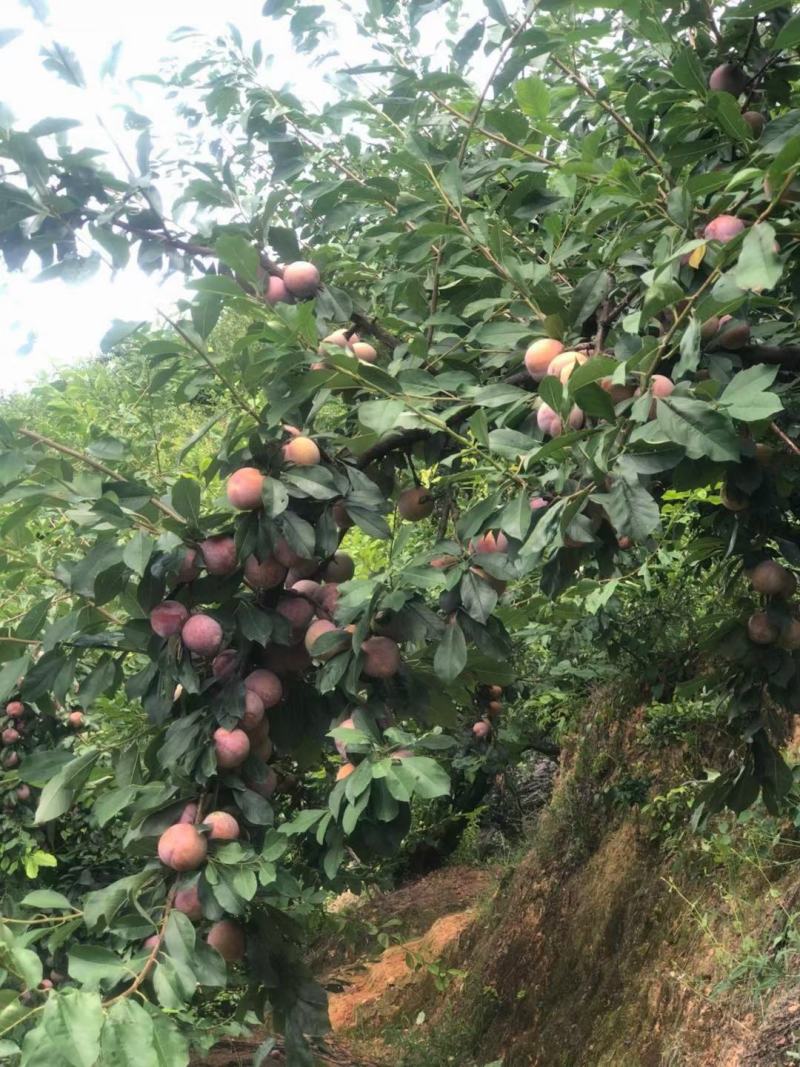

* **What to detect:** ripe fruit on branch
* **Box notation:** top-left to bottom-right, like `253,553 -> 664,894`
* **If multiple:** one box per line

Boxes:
248,720 -> 272,761
239,690 -> 265,731
305,619 -> 347,660
361,636 -> 401,678
179,802 -> 198,824
636,374 -> 674,417
537,403 -> 584,437
332,500 -> 352,529
182,614 -> 223,657
336,762 -> 356,782
173,884 -> 203,921
487,701 -> 502,718
244,554 -> 286,590
716,316 -> 750,350
750,560 -> 796,598
473,720 -> 490,740
524,338 -> 564,381
550,350 -> 588,384
158,823 -> 208,871
203,811 -> 240,841
530,496 -> 548,511
207,919 -> 246,962
3,751 -> 19,768
747,612 -> 779,645
721,482 -> 749,512
150,600 -> 190,638
488,685 -> 502,698
213,727 -> 250,769
469,531 -> 508,555
290,578 -> 322,601
16,784 -> 30,801
282,261 -> 320,299
703,214 -> 745,243
199,536 -> 238,576
321,552 -> 355,583
599,378 -> 635,405
351,341 -> 377,363
282,436 -> 321,466
700,316 -> 720,341
247,765 -> 278,798
334,717 -> 356,758
273,538 -> 307,569
265,275 -> 290,305
176,548 -> 201,583
779,619 -> 800,650
397,486 -> 434,521
316,583 -> 340,617
67,711 -> 84,729
277,595 -> 316,637
317,329 -> 357,355
226,467 -> 265,510
212,650 -> 238,680
742,111 -> 765,138
5,701 -> 24,719
708,63 -> 747,96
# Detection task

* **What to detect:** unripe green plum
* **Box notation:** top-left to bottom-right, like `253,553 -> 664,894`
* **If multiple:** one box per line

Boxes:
158,823 -> 207,871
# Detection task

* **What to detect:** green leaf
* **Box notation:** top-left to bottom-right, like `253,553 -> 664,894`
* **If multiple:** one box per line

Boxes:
34,751 -> 100,824
515,75 -> 549,120
68,946 -> 129,991
569,270 -> 610,328
670,45 -> 706,94
391,756 -> 450,799
40,990 -> 104,1067
358,400 -> 406,436
123,531 -> 155,576
40,43 -> 86,88
718,364 -> 783,423
707,91 -> 751,143
101,1000 -> 159,1067
215,234 -> 260,286
170,477 -> 202,524
774,12 -> 800,49
439,159 -> 462,208
655,397 -> 740,462
434,618 -> 467,683
733,223 -> 783,292
592,477 -> 661,541
0,654 -> 30,703
20,890 -> 72,910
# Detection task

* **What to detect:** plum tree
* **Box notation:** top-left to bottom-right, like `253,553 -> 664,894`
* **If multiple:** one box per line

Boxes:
2,3 -> 800,1062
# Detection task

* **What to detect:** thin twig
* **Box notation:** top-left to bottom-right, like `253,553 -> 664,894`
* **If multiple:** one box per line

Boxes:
770,422 -> 800,457
17,428 -> 184,526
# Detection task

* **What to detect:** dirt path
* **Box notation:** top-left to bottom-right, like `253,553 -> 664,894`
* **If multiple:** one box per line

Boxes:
191,866 -> 496,1067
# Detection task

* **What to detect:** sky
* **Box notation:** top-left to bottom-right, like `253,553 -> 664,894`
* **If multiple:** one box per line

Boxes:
0,0 -> 434,391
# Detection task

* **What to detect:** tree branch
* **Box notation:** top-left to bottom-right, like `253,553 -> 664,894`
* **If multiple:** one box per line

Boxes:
355,429 -> 436,469
350,312 -> 403,351
17,428 -> 184,525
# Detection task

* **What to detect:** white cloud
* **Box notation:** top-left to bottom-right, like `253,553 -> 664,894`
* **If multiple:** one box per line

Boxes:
0,0 -> 487,391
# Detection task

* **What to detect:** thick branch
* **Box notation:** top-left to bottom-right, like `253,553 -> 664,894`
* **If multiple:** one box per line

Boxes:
739,344 -> 800,369
356,428 -> 436,469
350,312 -> 403,351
